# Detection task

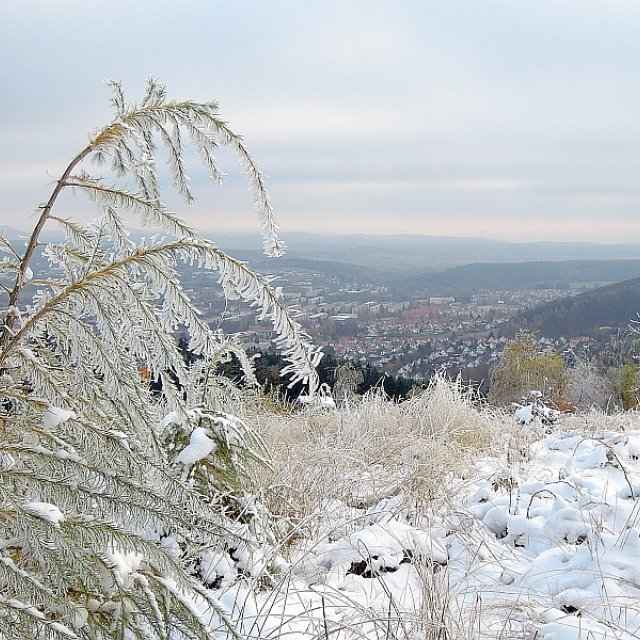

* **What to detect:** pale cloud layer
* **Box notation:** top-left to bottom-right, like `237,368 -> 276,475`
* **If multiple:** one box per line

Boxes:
2,1 -> 640,243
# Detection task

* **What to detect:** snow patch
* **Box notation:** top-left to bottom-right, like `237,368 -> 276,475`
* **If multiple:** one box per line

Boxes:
176,427 -> 216,466
100,550 -> 143,591
24,501 -> 65,526
42,406 -> 76,429
204,424 -> 640,640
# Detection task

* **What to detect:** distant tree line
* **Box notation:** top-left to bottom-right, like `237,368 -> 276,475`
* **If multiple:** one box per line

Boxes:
252,350 -> 417,401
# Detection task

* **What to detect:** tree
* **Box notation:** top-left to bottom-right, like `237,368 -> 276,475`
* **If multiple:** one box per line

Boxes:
607,364 -> 639,411
488,332 -> 569,408
0,80 -> 320,639
566,358 -> 608,411
333,361 -> 364,401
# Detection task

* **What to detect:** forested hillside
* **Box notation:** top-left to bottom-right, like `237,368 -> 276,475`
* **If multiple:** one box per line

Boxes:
501,276 -> 640,338
399,260 -> 640,293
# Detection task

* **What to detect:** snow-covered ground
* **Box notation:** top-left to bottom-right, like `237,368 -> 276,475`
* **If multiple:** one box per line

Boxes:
207,409 -> 640,639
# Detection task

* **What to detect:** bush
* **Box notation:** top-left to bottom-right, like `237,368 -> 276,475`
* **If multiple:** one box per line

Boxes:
488,333 -> 569,408
607,364 -> 639,411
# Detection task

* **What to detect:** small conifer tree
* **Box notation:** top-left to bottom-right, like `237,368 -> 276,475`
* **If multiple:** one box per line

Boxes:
0,80 -> 320,639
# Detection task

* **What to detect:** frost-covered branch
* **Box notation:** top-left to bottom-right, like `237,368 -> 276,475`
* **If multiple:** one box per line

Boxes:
0,80 -> 320,640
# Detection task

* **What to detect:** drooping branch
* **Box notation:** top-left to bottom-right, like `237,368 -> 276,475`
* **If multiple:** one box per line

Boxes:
1,144 -> 93,345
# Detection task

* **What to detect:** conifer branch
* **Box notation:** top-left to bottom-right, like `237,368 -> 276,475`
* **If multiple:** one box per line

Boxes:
0,80 -> 321,640
1,144 -> 93,345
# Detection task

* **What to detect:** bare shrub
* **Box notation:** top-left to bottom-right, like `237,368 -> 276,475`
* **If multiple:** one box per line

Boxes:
566,359 -> 608,411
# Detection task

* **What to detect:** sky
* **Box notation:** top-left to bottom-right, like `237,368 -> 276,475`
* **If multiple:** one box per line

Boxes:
2,1 -> 640,244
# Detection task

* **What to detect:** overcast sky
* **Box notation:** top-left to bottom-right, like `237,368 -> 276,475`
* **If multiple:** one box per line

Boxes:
2,1 -> 640,243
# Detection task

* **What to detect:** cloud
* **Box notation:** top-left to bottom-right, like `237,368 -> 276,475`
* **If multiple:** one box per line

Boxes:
2,2 -> 640,243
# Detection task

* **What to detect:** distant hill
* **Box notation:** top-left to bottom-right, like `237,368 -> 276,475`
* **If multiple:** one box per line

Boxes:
5,226 -> 640,292
5,226 -> 640,272
398,260 -> 640,294
500,277 -> 640,339
219,249 -> 386,283
201,251 -> 640,293
212,231 -> 640,271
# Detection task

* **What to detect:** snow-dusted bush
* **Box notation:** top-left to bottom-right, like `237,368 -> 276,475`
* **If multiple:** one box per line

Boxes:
0,80 -> 320,639
488,332 -> 569,408
607,363 -> 640,411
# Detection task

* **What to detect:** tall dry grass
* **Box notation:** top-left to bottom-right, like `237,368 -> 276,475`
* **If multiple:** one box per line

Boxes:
248,373 -> 521,531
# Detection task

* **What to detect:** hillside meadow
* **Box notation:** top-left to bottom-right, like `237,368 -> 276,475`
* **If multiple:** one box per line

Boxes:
189,376 -> 640,640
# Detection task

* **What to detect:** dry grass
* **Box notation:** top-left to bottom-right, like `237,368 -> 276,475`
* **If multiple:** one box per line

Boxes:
228,379 -> 640,640
558,407 -> 640,434
248,373 -> 518,527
